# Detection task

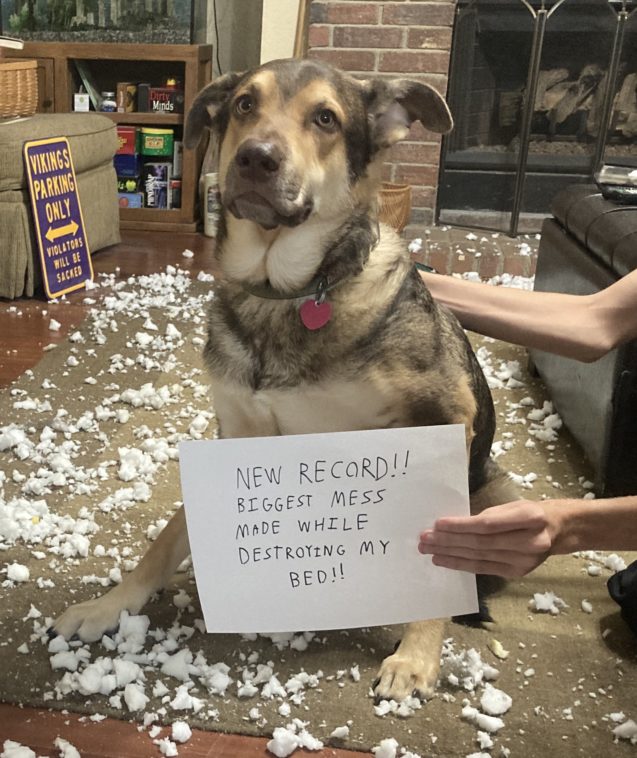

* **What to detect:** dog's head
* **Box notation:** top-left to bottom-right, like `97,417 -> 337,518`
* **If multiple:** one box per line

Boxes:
185,58 -> 452,231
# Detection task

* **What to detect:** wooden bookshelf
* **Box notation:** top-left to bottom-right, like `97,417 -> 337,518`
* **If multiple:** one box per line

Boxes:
9,42 -> 212,233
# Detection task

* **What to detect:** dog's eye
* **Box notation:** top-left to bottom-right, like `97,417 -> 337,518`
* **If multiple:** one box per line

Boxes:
314,109 -> 337,130
235,94 -> 254,116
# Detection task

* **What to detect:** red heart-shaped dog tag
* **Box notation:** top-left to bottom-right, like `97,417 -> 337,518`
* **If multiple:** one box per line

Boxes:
299,298 -> 332,330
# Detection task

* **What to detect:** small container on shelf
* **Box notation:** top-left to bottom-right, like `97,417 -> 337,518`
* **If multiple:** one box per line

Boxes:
204,172 -> 220,237
140,127 -> 174,157
100,91 -> 117,112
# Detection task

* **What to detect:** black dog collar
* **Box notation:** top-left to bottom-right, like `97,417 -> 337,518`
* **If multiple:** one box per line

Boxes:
241,274 -> 336,302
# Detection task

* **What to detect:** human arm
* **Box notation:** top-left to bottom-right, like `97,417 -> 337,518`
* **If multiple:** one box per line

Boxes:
418,496 -> 637,578
420,268 -> 637,362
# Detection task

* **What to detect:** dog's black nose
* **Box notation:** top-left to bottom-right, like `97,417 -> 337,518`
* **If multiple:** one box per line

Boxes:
235,140 -> 283,182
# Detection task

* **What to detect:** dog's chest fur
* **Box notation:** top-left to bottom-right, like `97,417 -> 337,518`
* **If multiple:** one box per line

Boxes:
202,230 -> 486,443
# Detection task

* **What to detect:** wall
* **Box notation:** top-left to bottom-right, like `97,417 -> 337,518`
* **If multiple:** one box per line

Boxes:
206,0 -> 264,77
261,0 -> 301,62
307,0 -> 455,236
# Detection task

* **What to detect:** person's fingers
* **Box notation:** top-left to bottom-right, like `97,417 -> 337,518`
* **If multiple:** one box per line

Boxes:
422,543 -> 542,567
433,501 -> 548,535
431,554 -> 533,579
419,526 -> 551,555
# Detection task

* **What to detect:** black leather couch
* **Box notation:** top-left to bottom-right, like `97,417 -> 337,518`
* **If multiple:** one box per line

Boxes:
530,185 -> 637,497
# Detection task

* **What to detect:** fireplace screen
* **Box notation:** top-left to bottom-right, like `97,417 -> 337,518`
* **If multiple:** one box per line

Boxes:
438,0 -> 637,234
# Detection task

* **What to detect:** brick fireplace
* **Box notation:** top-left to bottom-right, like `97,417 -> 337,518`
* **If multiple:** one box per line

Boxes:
307,1 -> 455,240
307,0 -> 637,240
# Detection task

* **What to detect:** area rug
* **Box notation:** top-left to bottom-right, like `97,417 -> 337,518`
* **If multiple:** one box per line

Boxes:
1,265 -> 635,757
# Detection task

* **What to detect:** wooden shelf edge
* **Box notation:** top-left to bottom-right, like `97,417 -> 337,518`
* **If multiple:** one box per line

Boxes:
105,113 -> 184,125
20,41 -> 213,62
120,218 -> 199,233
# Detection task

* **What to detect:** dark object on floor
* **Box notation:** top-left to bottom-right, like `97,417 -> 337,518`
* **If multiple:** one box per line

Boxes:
608,560 -> 637,637
529,184 -> 637,496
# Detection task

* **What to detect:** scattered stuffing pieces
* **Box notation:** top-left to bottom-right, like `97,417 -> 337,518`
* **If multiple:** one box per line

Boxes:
480,684 -> 512,716
266,720 -> 323,757
156,737 -> 178,757
374,695 -> 423,718
440,639 -> 499,691
53,737 -> 81,758
5,562 -> 30,583
1,741 -> 37,758
1,740 -> 79,758
2,260 -> 634,758
371,737 -> 399,758
530,591 -> 568,615
461,704 -> 505,734
612,719 -> 637,744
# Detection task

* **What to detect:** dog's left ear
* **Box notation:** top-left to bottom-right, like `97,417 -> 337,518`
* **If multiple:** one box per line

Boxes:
363,78 -> 453,150
184,71 -> 244,149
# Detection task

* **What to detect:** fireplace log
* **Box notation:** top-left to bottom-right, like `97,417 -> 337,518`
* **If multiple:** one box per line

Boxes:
550,64 -> 605,126
614,73 -> 637,138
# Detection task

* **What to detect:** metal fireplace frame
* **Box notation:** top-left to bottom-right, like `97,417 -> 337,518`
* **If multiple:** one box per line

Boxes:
438,0 -> 637,236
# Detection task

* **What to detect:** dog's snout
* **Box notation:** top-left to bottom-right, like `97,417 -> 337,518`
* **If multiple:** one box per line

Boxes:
235,140 -> 283,182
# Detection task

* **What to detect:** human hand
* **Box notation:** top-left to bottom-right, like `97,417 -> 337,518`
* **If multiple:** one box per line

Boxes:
418,500 -> 562,578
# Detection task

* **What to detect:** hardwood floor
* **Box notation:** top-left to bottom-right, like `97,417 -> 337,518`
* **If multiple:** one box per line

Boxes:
0,232 -> 217,387
0,231 -> 368,758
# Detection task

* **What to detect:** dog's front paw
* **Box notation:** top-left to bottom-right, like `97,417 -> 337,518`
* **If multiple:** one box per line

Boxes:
50,588 -> 132,642
373,650 -> 440,702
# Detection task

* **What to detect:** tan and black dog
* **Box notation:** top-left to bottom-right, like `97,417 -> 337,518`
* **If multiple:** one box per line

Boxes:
53,58 -> 516,702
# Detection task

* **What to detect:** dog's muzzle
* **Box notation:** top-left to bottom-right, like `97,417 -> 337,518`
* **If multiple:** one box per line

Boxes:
224,139 -> 313,229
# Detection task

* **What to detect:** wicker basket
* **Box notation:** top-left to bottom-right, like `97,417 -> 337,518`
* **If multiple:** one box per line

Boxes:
378,182 -> 412,233
0,58 -> 38,119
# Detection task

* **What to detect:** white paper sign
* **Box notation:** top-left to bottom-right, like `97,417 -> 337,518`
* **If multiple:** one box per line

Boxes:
179,425 -> 478,633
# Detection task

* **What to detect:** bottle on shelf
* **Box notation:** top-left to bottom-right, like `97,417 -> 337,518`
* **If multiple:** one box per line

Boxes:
204,172 -> 221,237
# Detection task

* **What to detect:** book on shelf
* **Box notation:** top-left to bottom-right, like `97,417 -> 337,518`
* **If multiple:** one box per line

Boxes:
73,60 -> 102,110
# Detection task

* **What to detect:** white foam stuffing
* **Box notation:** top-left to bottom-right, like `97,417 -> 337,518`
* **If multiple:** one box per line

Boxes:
171,720 -> 192,743
5,260 -> 632,755
1,742 -> 38,758
530,591 -> 568,615
266,720 -> 324,757
613,719 -> 637,743
5,562 -> 30,582
480,684 -> 512,716
156,737 -> 178,756
371,737 -> 399,758
462,705 -> 505,733
54,737 -> 81,758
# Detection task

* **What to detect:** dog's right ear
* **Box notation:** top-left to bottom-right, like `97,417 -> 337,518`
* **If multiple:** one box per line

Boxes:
184,71 -> 244,149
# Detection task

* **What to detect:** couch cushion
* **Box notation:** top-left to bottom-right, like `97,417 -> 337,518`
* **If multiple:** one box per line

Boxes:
551,184 -> 637,276
0,113 -> 118,192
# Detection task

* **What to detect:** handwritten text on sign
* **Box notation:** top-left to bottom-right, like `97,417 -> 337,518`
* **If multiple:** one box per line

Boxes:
23,137 -> 93,299
179,425 -> 478,633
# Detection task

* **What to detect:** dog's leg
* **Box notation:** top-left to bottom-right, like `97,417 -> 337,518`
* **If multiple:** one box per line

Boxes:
374,618 -> 445,702
51,507 -> 190,642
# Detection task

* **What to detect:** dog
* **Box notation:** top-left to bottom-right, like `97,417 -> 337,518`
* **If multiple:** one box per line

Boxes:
52,58 -> 517,702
